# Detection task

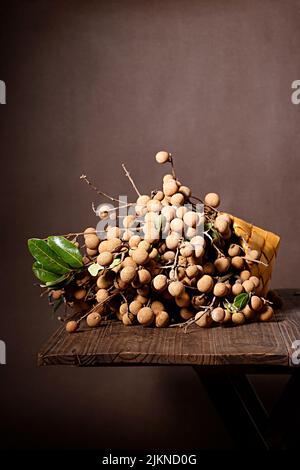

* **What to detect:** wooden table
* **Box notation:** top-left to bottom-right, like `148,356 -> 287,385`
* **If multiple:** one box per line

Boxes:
38,289 -> 300,450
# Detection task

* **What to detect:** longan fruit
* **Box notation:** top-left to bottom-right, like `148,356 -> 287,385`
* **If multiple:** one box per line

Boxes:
106,226 -> 121,240
197,275 -> 214,293
242,280 -> 255,293
147,199 -> 162,213
232,311 -> 245,325
183,211 -> 199,227
240,270 -> 251,282
122,312 -> 134,326
132,247 -> 149,265
225,282 -> 232,295
120,266 -> 136,283
65,320 -> 78,333
180,308 -> 194,320
214,257 -> 231,273
74,289 -> 86,300
128,235 -> 141,248
170,193 -> 185,206
86,312 -> 101,327
259,305 -> 274,322
168,281 -> 185,297
123,215 -> 136,228
175,292 -> 190,307
180,242 -> 194,258
242,305 -> 255,321
97,272 -> 114,289
170,218 -> 184,233
129,300 -> 143,315
51,289 -> 63,300
176,206 -> 188,219
122,229 -> 133,242
163,180 -> 178,197
155,150 -> 170,164
191,295 -> 206,309
179,185 -> 191,198
251,296 -> 263,311
214,216 -> 228,234
190,236 -> 205,258
114,277 -> 128,290
137,307 -> 155,326
249,276 -> 260,288
161,205 -> 176,221
195,311 -> 213,327
151,300 -> 165,315
136,195 -> 151,206
86,247 -> 98,257
204,192 -> 220,208
149,247 -> 159,260
213,282 -> 227,297
138,269 -> 151,284
84,227 -> 96,235
211,307 -> 225,323
155,311 -> 169,328
96,288 -> 109,303
166,233 -> 180,250
162,251 -> 175,263
223,310 -> 232,323
231,256 -> 244,270
135,294 -> 148,304
138,240 -> 151,252
153,274 -> 168,292
98,240 -> 109,253
97,251 -> 113,267
121,258 -> 136,270
186,265 -> 199,279
232,283 -> 244,296
85,234 -> 100,250
163,173 -> 174,183
228,244 -> 241,257
154,190 -> 164,201
203,262 -> 215,275
119,303 -> 129,316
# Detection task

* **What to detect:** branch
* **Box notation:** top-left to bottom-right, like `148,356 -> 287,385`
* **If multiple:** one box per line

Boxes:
80,174 -> 123,203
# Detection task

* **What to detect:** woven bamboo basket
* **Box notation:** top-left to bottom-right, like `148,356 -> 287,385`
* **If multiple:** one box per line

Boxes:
223,214 -> 280,296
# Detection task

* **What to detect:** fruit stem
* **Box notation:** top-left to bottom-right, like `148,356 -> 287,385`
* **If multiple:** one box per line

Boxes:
80,174 -> 125,203
121,163 -> 141,196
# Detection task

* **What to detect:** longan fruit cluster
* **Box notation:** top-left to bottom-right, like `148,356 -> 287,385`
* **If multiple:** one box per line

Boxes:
63,150 -> 275,333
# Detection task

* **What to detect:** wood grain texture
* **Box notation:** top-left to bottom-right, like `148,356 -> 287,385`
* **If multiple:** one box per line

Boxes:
274,289 -> 300,366
38,290 -> 300,368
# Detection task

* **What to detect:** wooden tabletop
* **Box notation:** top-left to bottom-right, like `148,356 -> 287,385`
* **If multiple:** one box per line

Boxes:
38,289 -> 300,370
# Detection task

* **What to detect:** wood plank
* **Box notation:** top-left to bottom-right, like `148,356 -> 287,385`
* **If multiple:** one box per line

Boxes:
274,289 -> 300,366
38,308 -> 288,368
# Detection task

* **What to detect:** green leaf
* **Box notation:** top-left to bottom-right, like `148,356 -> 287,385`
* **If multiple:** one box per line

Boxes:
233,293 -> 250,310
47,236 -> 83,269
28,238 -> 71,274
210,227 -> 221,240
45,274 -> 69,287
32,262 -> 62,284
88,263 -> 102,277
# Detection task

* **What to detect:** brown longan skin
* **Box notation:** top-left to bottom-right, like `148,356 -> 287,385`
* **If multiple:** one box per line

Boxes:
228,244 -> 241,257
211,307 -> 225,323
232,312 -> 245,325
155,311 -> 170,328
259,305 -> 274,322
120,266 -> 137,283
204,192 -> 220,208
232,283 -> 244,296
65,320 -> 78,333
242,280 -> 255,293
251,295 -> 263,311
86,312 -> 101,327
213,282 -> 227,297
168,281 -> 185,297
74,289 -> 86,300
214,257 -> 231,273
132,247 -> 149,265
137,307 -> 155,326
129,300 -> 143,315
231,256 -> 244,271
197,275 -> 214,293
97,251 -> 113,267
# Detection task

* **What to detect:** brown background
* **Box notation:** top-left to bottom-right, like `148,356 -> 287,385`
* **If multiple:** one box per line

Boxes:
1,0 -> 300,449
